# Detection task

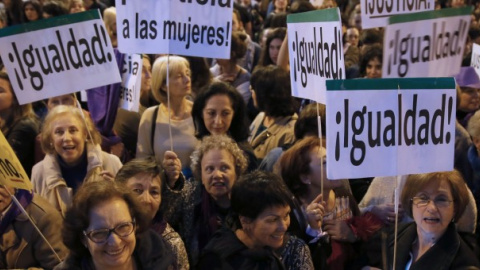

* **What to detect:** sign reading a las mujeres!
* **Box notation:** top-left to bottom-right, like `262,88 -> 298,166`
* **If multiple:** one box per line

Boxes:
116,0 -> 233,58
326,78 -> 456,179
0,10 -> 121,105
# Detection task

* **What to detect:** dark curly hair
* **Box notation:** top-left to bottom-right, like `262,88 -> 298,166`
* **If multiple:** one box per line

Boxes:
359,44 -> 382,77
62,181 -> 150,259
192,81 -> 249,142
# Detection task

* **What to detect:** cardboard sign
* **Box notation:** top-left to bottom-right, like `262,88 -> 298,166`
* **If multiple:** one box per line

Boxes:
119,54 -> 142,112
383,7 -> 472,78
360,0 -> 434,29
326,78 -> 456,179
0,10 -> 121,105
0,131 -> 32,190
115,0 -> 232,58
287,8 -> 345,104
471,43 -> 480,78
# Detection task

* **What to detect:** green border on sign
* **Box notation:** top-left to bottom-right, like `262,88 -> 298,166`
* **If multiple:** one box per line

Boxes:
0,10 -> 100,37
326,78 -> 456,91
287,8 -> 339,23
389,6 -> 472,24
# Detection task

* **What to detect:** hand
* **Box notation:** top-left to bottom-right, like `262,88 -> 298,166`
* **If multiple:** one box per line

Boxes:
323,219 -> 357,243
306,194 -> 326,230
162,151 -> 182,187
371,204 -> 404,225
99,170 -> 115,182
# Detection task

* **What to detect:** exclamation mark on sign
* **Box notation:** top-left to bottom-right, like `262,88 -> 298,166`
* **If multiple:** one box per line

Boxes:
225,22 -> 230,47
100,24 -> 113,62
445,95 -> 453,143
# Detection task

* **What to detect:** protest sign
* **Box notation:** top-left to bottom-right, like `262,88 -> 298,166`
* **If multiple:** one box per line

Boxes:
383,7 -> 472,79
326,78 -> 456,179
360,0 -> 434,29
287,8 -> 345,104
115,0 -> 232,58
0,131 -> 32,191
119,53 -> 142,112
471,43 -> 480,78
0,10 -> 121,105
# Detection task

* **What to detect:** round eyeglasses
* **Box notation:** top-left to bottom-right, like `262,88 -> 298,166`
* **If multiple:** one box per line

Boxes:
83,219 -> 136,243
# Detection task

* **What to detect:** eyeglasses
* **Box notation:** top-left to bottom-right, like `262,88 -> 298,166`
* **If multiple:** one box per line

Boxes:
83,219 -> 136,243
411,197 -> 453,208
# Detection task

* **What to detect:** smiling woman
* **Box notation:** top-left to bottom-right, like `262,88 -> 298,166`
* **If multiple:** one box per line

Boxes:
197,171 -> 313,269
31,105 -> 122,217
55,181 -> 175,270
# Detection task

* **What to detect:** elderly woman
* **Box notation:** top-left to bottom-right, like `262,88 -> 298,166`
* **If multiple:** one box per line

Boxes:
363,171 -> 480,269
192,81 -> 258,171
455,66 -> 480,128
161,134 -> 248,264
0,72 -> 39,177
115,157 -> 189,269
136,55 -> 198,176
198,171 -> 314,269
0,185 -> 68,269
249,65 -> 297,160
32,105 -> 122,217
280,137 -> 383,270
55,181 -> 175,270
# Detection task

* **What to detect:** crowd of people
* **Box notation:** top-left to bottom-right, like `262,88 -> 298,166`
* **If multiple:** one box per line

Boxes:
1,0 -> 480,269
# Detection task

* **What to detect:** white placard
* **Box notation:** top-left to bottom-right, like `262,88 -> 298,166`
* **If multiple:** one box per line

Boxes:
471,43 -> 480,78
0,10 -> 121,105
361,0 -> 434,29
119,53 -> 142,112
115,0 -> 232,59
287,8 -> 345,104
383,7 -> 472,79
326,78 -> 456,179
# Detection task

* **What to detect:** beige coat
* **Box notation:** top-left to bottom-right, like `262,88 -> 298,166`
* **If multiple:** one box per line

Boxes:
0,195 -> 68,269
31,144 -> 122,217
249,112 -> 298,160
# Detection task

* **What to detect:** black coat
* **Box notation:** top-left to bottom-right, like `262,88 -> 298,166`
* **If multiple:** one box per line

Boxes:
197,227 -> 285,270
364,222 -> 480,270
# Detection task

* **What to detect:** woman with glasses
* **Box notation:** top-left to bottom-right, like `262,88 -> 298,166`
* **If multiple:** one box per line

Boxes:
362,171 -> 480,269
55,181 -> 174,270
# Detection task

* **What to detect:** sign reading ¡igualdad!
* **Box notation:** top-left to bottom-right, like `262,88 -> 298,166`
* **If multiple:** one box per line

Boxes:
287,8 -> 345,104
326,78 -> 456,179
383,7 -> 472,79
0,10 -> 121,105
